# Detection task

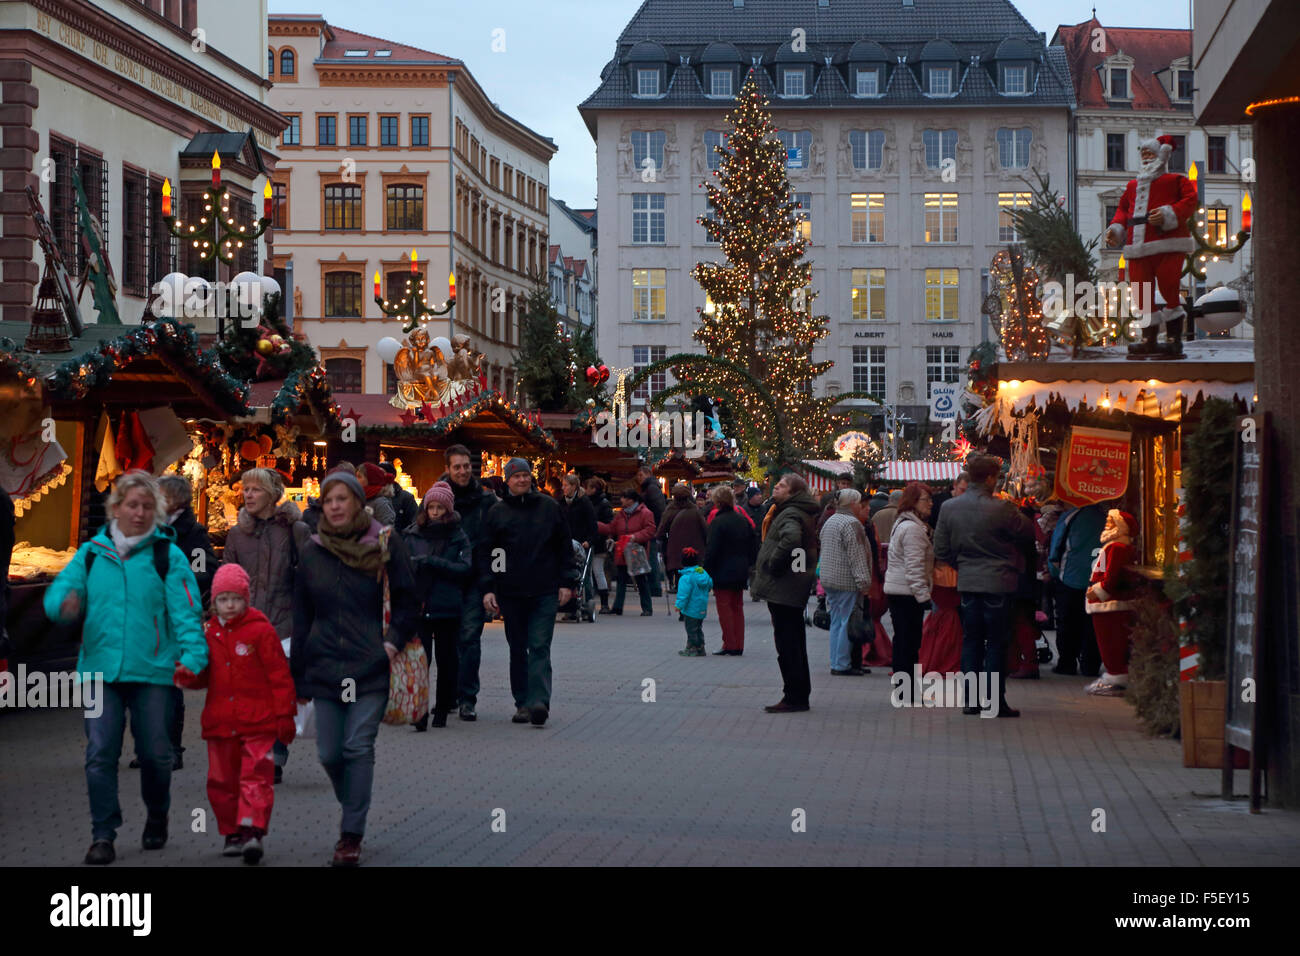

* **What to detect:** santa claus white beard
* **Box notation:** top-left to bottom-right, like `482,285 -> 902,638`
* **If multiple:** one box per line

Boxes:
1138,155 -> 1168,180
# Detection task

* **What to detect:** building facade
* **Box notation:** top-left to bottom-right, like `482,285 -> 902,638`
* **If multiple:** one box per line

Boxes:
580,0 -> 1073,420
1052,17 -> 1253,319
548,197 -> 597,337
267,14 -> 555,398
1,0 -> 282,329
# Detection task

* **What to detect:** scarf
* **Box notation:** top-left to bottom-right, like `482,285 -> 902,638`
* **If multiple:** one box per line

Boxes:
109,519 -> 151,557
317,506 -> 386,577
761,504 -> 776,541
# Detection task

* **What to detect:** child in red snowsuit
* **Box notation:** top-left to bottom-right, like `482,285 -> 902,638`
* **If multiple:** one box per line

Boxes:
175,563 -> 296,863
1084,509 -> 1141,696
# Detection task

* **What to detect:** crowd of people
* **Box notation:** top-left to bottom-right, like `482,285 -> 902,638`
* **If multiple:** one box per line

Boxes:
40,445 -> 1129,867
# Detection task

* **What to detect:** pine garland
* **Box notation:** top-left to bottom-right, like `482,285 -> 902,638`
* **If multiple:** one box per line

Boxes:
1126,587 -> 1182,737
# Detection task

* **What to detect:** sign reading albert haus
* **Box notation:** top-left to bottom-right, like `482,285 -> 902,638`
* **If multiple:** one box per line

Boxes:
1053,425 -> 1132,508
28,7 -> 279,151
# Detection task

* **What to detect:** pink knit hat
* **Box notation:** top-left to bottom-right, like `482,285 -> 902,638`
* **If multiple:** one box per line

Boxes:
212,563 -> 250,602
423,480 -> 455,513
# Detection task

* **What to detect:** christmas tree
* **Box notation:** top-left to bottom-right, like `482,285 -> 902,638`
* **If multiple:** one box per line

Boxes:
515,280 -> 609,411
628,74 -> 876,466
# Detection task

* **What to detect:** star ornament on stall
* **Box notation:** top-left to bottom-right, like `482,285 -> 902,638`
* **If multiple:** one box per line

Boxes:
344,408 -> 363,426
398,408 -> 417,427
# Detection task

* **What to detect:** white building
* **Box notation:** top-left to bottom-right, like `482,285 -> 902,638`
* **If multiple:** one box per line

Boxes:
579,0 -> 1074,423
548,198 -> 597,336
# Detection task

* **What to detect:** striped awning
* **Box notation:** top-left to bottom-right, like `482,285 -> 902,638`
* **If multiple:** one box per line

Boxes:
796,460 -> 852,493
882,460 -> 963,482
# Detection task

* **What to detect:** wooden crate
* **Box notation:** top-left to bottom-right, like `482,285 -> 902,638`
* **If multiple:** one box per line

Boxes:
1180,680 -> 1226,768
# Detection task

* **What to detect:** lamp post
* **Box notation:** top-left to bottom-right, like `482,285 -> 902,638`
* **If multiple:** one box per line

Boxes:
374,249 -> 456,334
161,150 -> 271,336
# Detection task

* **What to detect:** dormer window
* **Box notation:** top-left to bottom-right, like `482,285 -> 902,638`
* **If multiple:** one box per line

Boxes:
1176,68 -> 1194,100
710,68 -> 734,97
1002,65 -> 1027,94
783,68 -> 806,97
928,67 -> 953,95
855,67 -> 881,96
637,69 -> 660,97
1109,66 -> 1129,100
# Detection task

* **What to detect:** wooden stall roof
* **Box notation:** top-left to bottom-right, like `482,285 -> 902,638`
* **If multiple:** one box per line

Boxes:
353,391 -> 558,455
0,319 -> 252,421
244,369 -> 341,436
539,411 -> 642,475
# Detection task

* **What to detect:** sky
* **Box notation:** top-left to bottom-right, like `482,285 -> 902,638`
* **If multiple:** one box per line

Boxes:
271,0 -> 1197,208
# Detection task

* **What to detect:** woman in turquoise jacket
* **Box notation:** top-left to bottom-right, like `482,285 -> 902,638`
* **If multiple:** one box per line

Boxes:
44,470 -> 208,866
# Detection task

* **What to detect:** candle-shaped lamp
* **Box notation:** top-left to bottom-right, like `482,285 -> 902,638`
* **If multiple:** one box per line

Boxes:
263,181 -> 273,219
161,178 -> 172,218
373,271 -> 381,300
1242,192 -> 1252,232
448,272 -> 456,301
410,249 -> 418,274
1117,254 -> 1125,281
211,149 -> 222,187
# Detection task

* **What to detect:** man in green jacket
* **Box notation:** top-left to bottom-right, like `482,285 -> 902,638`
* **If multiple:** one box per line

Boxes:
752,474 -> 821,713
44,470 -> 207,865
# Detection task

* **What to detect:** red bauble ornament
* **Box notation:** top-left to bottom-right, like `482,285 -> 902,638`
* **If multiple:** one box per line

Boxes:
585,365 -> 599,385
598,365 -> 610,383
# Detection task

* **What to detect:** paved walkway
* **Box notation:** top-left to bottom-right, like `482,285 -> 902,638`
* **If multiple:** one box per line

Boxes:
3,597 -> 1297,866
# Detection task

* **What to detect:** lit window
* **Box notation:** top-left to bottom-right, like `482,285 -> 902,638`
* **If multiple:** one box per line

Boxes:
632,269 -> 666,322
851,269 -> 886,320
386,185 -> 423,230
850,193 -> 885,243
1206,206 -> 1229,246
924,193 -> 958,243
323,184 -> 361,230
792,192 -> 811,243
632,194 -> 665,244
998,192 -> 1031,242
925,268 -> 959,320
323,274 -> 363,317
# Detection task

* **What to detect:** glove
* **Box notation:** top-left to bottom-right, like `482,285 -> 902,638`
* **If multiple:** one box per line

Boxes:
277,716 -> 297,745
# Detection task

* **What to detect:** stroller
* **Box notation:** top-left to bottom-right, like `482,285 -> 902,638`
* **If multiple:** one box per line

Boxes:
557,539 -> 598,623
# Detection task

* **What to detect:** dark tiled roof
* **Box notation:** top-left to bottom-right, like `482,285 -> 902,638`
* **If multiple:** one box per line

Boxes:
1051,18 -> 1191,112
180,130 -> 269,175
579,0 -> 1073,131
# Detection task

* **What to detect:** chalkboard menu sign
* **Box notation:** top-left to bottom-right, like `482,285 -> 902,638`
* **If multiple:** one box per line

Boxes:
1225,413 -> 1268,759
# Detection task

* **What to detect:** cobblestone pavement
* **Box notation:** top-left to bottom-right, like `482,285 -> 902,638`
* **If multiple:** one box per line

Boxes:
3,597 -> 1298,866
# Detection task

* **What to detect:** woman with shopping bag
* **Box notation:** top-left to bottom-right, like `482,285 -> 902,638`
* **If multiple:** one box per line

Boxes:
291,470 -> 417,867
597,488 -> 657,616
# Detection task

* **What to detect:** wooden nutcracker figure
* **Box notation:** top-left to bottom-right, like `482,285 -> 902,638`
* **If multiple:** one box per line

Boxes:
1084,509 -> 1142,695
1105,135 -> 1198,358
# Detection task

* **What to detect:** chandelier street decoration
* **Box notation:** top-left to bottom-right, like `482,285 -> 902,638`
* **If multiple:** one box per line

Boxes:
373,250 -> 456,335
1184,163 -> 1252,283
161,151 -> 271,274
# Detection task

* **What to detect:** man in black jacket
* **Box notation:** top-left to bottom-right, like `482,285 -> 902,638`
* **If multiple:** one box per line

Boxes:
441,444 -> 499,722
479,458 -> 577,727
637,464 -> 667,598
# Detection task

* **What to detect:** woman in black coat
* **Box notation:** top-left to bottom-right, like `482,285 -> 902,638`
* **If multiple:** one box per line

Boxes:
402,481 -> 473,729
704,486 -> 757,656
292,470 -> 417,867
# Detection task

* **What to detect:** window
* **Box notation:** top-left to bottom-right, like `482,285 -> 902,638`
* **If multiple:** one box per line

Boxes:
323,184 -> 362,230
851,269 -> 886,321
147,176 -> 174,290
271,182 -> 288,230
996,127 -> 1031,168
851,193 -> 884,243
998,192 -> 1031,242
922,129 -> 957,169
631,130 -> 666,172
632,345 -> 667,401
268,48 -> 274,77
1167,134 -> 1187,173
122,168 -> 147,297
282,115 -> 300,147
792,192 -> 811,243
637,69 -> 660,96
1177,69 -> 1194,100
849,130 -> 885,170
632,193 -> 665,244
854,67 -> 880,96
379,115 -> 399,147
385,269 -> 424,303
1208,135 -> 1227,174
317,115 -> 336,146
928,67 -> 953,95
323,273 -> 363,318
632,269 -> 666,322
386,185 -> 423,230
783,68 -> 806,96
1206,206 -> 1229,246
1104,202 -> 1119,227
231,196 -> 257,274
704,130 -> 725,170
852,346 -> 886,397
76,149 -> 107,276
710,68 -> 733,97
280,49 -> 295,76
925,346 -> 962,398
349,115 -> 367,147
1003,65 -> 1027,94
1109,67 -> 1128,99
778,130 -> 811,169
925,268 -> 959,321
924,193 -> 958,243
325,358 -> 362,394
411,116 -> 429,147
1107,133 -> 1126,171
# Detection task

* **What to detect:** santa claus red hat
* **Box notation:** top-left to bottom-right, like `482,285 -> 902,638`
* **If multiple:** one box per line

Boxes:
1107,508 -> 1138,538
1139,135 -> 1176,157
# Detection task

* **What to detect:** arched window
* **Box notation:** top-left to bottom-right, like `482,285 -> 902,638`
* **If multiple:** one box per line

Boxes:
280,48 -> 295,77
268,48 -> 275,77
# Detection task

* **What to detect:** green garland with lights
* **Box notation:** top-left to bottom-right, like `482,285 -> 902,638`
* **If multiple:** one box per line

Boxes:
271,362 -> 342,428
0,340 -> 43,389
360,389 -> 557,451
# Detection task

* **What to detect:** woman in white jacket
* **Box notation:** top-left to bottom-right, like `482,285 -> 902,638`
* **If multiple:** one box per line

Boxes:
884,482 -> 934,682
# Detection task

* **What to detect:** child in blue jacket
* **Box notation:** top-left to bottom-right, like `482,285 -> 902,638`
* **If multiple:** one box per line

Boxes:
675,547 -> 713,657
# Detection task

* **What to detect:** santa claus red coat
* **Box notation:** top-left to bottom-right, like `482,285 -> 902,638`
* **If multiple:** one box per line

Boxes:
1085,510 -> 1142,679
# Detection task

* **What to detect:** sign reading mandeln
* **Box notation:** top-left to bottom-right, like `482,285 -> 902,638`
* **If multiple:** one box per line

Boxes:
1053,425 -> 1131,507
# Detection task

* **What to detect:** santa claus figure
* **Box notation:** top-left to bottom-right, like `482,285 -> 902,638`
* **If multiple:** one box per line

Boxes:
1084,509 -> 1142,696
1106,135 -> 1198,357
